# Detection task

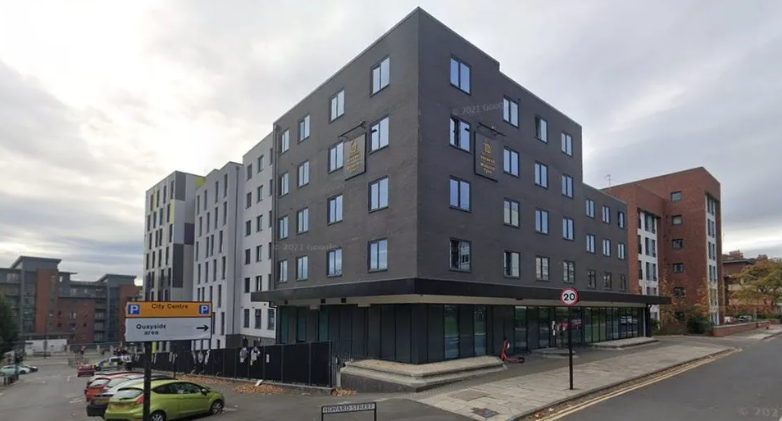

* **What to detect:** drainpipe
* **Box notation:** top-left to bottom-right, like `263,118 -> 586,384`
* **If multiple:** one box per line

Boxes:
231,165 -> 241,347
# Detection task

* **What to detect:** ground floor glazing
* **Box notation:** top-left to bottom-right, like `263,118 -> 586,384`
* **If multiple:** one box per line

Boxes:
277,303 -> 650,364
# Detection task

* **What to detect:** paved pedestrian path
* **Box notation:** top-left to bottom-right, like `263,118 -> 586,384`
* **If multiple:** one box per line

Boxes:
417,343 -> 731,420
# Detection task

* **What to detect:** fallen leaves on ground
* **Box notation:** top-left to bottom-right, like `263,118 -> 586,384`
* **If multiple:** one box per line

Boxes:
177,375 -> 234,386
331,388 -> 357,396
232,384 -> 287,395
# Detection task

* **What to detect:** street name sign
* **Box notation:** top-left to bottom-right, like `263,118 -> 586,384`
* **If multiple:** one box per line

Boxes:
125,301 -> 212,343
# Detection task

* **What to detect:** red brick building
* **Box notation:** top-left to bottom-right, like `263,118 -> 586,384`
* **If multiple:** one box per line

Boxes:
722,250 -> 771,311
603,167 -> 722,324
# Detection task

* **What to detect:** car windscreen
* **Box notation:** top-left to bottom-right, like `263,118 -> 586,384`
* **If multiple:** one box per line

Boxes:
113,388 -> 143,400
90,379 -> 110,387
106,376 -> 143,388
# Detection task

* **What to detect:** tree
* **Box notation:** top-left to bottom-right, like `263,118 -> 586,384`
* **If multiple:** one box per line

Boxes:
658,266 -> 712,333
0,294 -> 19,354
731,259 -> 782,315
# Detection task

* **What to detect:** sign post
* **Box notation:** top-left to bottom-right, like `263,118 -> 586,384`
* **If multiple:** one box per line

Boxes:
560,288 -> 580,391
125,302 -> 213,421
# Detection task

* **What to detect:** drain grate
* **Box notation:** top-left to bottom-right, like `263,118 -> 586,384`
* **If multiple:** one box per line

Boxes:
471,407 -> 499,418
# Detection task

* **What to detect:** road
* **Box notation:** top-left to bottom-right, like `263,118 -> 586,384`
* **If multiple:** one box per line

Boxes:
558,335 -> 782,421
0,357 -> 469,421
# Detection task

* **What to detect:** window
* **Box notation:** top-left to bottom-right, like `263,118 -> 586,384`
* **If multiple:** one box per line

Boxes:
535,256 -> 550,280
256,186 -> 263,202
255,275 -> 262,291
243,278 -> 251,293
254,309 -> 261,329
587,270 -> 597,288
535,116 -> 548,142
602,239 -> 612,256
330,90 -> 345,121
244,249 -> 251,265
563,261 -> 575,283
534,162 -> 548,187
535,209 -> 549,234
503,98 -> 519,126
673,263 -> 684,274
328,195 -> 343,223
257,155 -> 264,172
297,208 -> 309,233
618,211 -> 626,229
243,309 -> 250,328
562,217 -> 574,241
449,178 -> 470,211
619,275 -> 627,291
246,164 -> 253,180
370,117 -> 389,151
279,173 -> 289,196
584,201 -> 595,220
298,115 -> 310,141
671,191 -> 682,202
371,57 -> 390,94
504,251 -> 520,277
255,215 -> 263,232
449,239 -> 471,271
586,234 -> 596,253
449,117 -> 470,151
561,175 -> 574,198
296,256 -> 308,280
600,206 -> 610,223
368,239 -> 388,271
267,309 -> 275,330
369,177 -> 389,210
673,287 -> 684,297
672,239 -> 684,249
603,272 -> 613,289
297,162 -> 310,187
618,243 -> 626,260
329,142 -> 344,171
245,192 -> 252,208
561,132 -> 573,156
327,248 -> 342,277
449,57 -> 471,94
504,199 -> 520,227
280,130 -> 290,153
503,148 -> 519,176
245,220 -> 251,236
278,216 -> 288,240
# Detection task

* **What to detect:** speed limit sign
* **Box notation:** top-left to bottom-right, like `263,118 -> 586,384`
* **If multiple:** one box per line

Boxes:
560,288 -> 580,306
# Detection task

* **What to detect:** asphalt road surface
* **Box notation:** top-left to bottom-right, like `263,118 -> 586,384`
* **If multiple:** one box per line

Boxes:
0,358 -> 470,421
558,335 -> 782,421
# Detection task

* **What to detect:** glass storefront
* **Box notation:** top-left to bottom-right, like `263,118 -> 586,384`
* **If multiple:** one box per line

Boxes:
474,306 -> 487,356
444,304 -> 460,360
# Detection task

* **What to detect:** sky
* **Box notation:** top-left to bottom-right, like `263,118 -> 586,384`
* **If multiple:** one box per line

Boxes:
0,0 -> 780,282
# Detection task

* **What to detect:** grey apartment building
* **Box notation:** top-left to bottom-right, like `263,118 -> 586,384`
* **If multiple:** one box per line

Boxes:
253,8 -> 668,364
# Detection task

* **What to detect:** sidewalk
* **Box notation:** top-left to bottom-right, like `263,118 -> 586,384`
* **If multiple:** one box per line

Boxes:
416,342 -> 733,420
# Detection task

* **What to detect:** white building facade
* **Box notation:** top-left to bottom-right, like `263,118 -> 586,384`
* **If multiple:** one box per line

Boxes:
637,210 -> 660,320
706,195 -> 720,325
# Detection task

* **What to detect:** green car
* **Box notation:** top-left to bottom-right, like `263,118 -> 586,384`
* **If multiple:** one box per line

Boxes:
104,379 -> 225,421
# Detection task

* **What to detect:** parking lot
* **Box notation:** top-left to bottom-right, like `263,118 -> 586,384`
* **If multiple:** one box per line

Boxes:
0,358 -> 468,421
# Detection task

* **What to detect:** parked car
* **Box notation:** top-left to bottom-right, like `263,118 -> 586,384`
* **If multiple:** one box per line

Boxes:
20,364 -> 38,373
0,366 -> 19,377
95,356 -> 125,372
1,365 -> 31,375
104,379 -> 225,421
86,374 -> 173,417
84,372 -> 139,401
738,315 -> 754,323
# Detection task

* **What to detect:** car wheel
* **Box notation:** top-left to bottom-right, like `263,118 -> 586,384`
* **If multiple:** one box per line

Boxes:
209,400 -> 224,415
150,411 -> 167,421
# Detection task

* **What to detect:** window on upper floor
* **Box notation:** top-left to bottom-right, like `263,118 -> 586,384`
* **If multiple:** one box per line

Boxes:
256,185 -> 263,202
330,90 -> 345,121
369,177 -> 389,211
244,220 -> 251,236
535,209 -> 549,234
372,56 -> 390,94
503,97 -> 519,127
561,132 -> 573,156
563,261 -> 576,284
296,256 -> 308,280
671,191 -> 682,202
449,177 -> 470,211
279,173 -> 289,196
602,239 -> 612,257
534,162 -> 548,188
280,130 -> 290,153
586,199 -> 595,218
602,206 -> 611,223
619,275 -> 627,291
672,239 -> 684,250
672,215 -> 683,225
504,199 -> 520,227
449,239 -> 471,272
296,208 -> 309,234
618,243 -> 626,260
329,142 -> 344,172
561,174 -> 574,198
449,117 -> 470,151
245,192 -> 252,209
370,116 -> 389,151
603,272 -> 613,289
587,270 -> 597,288
297,161 -> 310,187
257,155 -> 264,172
503,251 -> 520,278
535,256 -> 550,281
449,57 -> 471,94
327,248 -> 343,277
328,195 -> 343,224
618,211 -> 626,229
298,115 -> 310,141
535,116 -> 548,142
586,234 -> 596,253
368,239 -> 388,271
562,217 -> 574,241
278,216 -> 288,240
673,263 -> 684,273
246,164 -> 253,180
503,148 -> 519,176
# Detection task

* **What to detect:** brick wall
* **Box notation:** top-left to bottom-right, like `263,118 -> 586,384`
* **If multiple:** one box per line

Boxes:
712,320 -> 770,337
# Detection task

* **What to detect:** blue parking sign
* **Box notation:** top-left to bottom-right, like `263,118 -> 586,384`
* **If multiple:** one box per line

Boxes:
198,304 -> 210,315
127,304 -> 140,315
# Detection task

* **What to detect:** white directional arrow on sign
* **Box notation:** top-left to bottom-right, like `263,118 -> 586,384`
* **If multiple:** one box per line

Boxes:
125,317 -> 212,342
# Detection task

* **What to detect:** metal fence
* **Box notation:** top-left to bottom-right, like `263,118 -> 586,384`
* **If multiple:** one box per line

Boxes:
133,341 -> 333,387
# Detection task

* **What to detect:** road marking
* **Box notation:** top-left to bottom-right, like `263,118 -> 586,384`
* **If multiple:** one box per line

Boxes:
69,398 -> 83,404
535,349 -> 740,421
66,375 -> 71,382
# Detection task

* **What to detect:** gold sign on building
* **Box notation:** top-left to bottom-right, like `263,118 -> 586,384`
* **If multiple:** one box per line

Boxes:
474,135 -> 499,180
344,133 -> 367,180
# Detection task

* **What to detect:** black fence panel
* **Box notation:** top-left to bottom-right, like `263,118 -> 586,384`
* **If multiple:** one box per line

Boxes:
281,343 -> 310,384
309,342 -> 331,387
263,345 -> 283,382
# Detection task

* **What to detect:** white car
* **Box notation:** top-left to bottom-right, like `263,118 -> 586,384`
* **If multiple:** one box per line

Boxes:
1,365 -> 31,375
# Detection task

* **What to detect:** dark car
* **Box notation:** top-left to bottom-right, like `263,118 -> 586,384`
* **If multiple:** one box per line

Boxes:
86,374 -> 173,417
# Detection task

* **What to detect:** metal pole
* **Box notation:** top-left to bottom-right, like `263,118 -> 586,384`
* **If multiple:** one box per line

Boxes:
568,306 -> 574,390
143,342 -> 152,421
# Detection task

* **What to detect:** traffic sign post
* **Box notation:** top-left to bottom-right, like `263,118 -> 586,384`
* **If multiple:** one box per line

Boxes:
560,288 -> 580,391
125,301 -> 212,421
